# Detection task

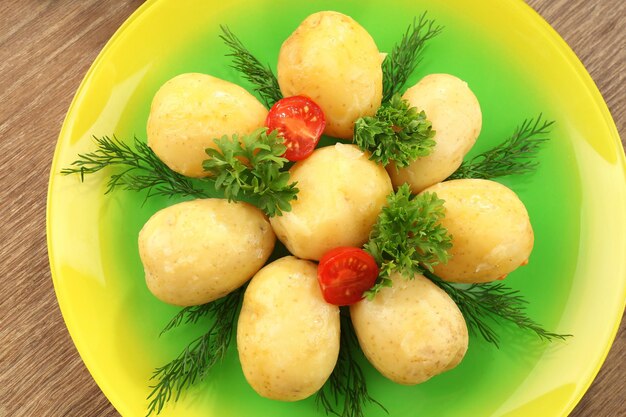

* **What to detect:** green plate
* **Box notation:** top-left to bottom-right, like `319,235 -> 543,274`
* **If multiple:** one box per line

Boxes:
47,0 -> 626,416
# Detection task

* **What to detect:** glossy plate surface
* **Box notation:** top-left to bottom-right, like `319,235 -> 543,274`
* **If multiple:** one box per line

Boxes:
47,0 -> 626,416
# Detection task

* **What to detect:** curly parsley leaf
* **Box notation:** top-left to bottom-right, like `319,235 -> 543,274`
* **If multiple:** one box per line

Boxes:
354,94 -> 435,168
202,128 -> 298,217
362,186 -> 569,345
364,184 -> 452,298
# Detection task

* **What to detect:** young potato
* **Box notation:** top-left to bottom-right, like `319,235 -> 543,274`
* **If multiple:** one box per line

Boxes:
388,74 -> 482,192
424,179 -> 534,283
237,256 -> 340,401
146,73 -> 267,177
269,144 -> 392,261
277,11 -> 383,139
138,199 -> 275,306
350,272 -> 468,385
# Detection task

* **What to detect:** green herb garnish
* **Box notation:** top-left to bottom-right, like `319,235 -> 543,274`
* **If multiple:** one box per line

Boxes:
61,135 -> 210,200
146,289 -> 244,416
382,13 -> 443,102
62,22 -> 566,417
220,25 -> 282,107
363,185 -> 569,346
61,130 -> 298,217
424,271 -> 572,347
449,115 -> 554,180
354,94 -> 435,167
159,303 -> 218,336
202,128 -> 298,217
316,312 -> 387,417
364,184 -> 452,298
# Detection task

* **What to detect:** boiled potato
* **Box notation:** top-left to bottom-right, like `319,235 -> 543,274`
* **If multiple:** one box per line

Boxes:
388,74 -> 482,192
138,199 -> 275,306
270,144 -> 392,261
277,11 -> 383,139
350,272 -> 468,385
237,256 -> 340,401
147,73 -> 268,177
424,179 -> 534,283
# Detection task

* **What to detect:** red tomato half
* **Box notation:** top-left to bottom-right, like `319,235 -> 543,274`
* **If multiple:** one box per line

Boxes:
265,95 -> 326,161
317,247 -> 380,306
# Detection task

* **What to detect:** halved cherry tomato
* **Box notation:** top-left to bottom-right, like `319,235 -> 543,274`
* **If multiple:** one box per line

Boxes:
317,247 -> 379,306
265,95 -> 325,161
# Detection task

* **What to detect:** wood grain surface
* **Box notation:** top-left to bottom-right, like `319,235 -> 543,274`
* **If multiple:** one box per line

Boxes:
0,1 -> 623,416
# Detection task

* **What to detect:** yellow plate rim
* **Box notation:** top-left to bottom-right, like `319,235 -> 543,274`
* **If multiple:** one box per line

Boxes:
46,0 -> 626,416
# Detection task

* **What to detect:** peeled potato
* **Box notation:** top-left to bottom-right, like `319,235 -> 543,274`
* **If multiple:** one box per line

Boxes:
138,199 -> 275,306
277,11 -> 383,139
350,272 -> 468,385
147,73 -> 268,177
270,144 -> 392,261
388,74 -> 482,192
237,256 -> 340,401
424,179 -> 534,283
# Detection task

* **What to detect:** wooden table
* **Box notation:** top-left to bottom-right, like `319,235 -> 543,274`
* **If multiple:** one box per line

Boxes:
1,1 -> 623,416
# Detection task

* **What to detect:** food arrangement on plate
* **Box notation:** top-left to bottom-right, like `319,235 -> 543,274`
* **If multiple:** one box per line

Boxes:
62,10 -> 570,417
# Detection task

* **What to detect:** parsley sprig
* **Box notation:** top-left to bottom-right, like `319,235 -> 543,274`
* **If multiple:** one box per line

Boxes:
449,115 -> 554,180
146,289 -> 244,416
363,185 -> 570,346
203,128 -> 298,217
382,13 -> 443,102
220,25 -> 282,107
354,94 -> 436,168
62,130 -> 298,218
364,184 -> 452,298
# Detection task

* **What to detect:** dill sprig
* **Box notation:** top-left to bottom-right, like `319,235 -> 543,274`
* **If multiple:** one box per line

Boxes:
61,135 -> 209,200
316,312 -> 387,417
220,25 -> 282,107
424,271 -> 572,347
354,94 -> 435,168
146,289 -> 244,416
449,115 -> 554,180
203,128 -> 298,217
159,304 -> 216,336
382,13 -> 443,102
61,131 -> 298,217
362,185 -> 568,346
364,184 -> 452,299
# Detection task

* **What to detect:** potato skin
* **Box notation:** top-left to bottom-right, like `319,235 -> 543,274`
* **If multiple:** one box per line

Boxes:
138,199 -> 275,306
425,179 -> 534,283
237,256 -> 340,401
350,272 -> 468,385
277,11 -> 383,139
269,144 -> 392,261
146,73 -> 268,177
388,74 -> 482,192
